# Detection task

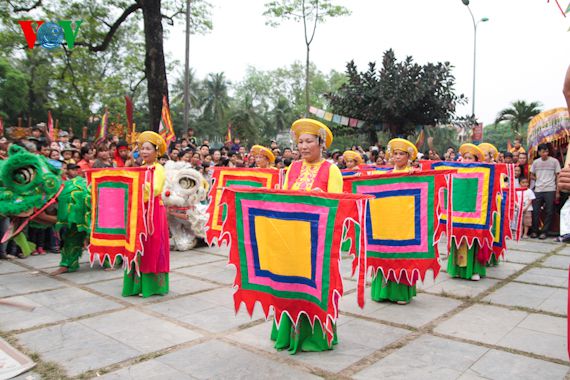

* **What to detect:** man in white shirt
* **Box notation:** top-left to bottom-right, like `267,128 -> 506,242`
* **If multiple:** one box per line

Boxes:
530,144 -> 561,239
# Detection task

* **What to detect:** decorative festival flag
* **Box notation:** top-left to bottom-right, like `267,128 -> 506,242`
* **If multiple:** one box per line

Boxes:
125,95 -> 134,134
343,170 -> 450,285
324,112 -> 333,121
205,167 -> 281,246
225,123 -> 232,144
316,108 -> 326,118
429,161 -> 505,249
47,111 -> 54,141
415,127 -> 426,149
349,118 -> 358,127
340,116 -> 349,126
357,120 -> 365,128
332,114 -> 341,124
159,95 -> 176,145
221,188 -> 370,343
309,106 -> 318,114
527,107 -> 570,161
86,167 -> 154,271
95,109 -> 108,144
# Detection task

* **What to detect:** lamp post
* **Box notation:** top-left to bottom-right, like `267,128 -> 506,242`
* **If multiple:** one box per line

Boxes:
461,0 -> 488,117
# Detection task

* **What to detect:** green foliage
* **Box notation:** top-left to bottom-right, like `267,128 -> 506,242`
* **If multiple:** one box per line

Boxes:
483,122 -> 529,152
0,0 -> 212,136
327,49 -> 466,140
494,100 -> 542,135
0,57 -> 29,121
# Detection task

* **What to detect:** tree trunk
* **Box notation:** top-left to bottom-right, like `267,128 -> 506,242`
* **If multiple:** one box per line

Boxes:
141,0 -> 168,132
305,43 -> 310,116
365,123 -> 378,144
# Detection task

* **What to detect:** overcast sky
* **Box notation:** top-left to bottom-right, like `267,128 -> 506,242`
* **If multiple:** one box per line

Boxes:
164,0 -> 570,126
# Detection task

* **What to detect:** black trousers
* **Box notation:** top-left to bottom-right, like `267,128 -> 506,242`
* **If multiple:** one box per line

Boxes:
532,191 -> 556,234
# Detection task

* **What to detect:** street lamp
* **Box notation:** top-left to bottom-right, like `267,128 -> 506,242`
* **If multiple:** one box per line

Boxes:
461,0 -> 488,117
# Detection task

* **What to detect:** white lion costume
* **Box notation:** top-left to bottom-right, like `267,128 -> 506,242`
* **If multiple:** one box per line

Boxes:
162,161 -> 209,251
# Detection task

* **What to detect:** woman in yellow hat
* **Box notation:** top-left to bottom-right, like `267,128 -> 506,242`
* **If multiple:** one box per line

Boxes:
370,138 -> 419,305
447,143 -> 487,281
122,131 -> 170,297
478,143 -> 498,163
271,118 -> 342,353
250,145 -> 276,169
342,150 -> 364,170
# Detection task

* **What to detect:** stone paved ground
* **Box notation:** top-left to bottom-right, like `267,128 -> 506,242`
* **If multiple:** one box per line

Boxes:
1,239 -> 569,379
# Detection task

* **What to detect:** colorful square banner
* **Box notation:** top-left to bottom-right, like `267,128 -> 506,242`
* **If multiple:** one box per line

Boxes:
221,188 -> 370,343
205,167 -> 281,246
86,167 -> 153,270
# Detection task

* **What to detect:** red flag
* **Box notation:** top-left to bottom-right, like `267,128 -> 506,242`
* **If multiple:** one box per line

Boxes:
95,109 -> 108,144
47,111 -> 54,141
0,116 -> 3,137
415,127 -> 426,149
125,96 -> 134,134
225,123 -> 232,144
158,95 -> 175,145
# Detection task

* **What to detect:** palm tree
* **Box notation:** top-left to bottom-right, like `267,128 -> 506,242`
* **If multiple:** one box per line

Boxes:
202,73 -> 231,132
270,96 -> 293,132
229,94 -> 266,144
494,100 -> 542,136
171,69 -> 203,111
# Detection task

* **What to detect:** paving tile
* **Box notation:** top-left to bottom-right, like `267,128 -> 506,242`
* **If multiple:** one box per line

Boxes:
175,304 -> 262,333
485,262 -> 526,280
176,261 -> 236,285
434,304 -> 527,345
0,261 -> 26,274
469,349 -> 569,380
340,290 -> 460,328
506,240 -> 557,253
192,244 -> 230,257
556,246 -> 570,256
16,322 -> 141,376
542,255 -> 570,269
0,287 -> 122,331
16,253 -> 65,269
505,250 -> 544,264
81,309 -> 201,353
157,340 -> 321,379
169,251 -> 226,269
286,317 -> 410,373
59,265 -> 124,284
515,267 -> 568,288
353,335 -> 487,380
483,282 -> 566,315
99,360 -> 193,380
0,272 -> 64,297
498,323 -> 568,361
422,276 -> 499,299
147,292 -> 219,319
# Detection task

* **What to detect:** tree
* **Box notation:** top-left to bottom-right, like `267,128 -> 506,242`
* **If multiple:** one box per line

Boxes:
264,0 -> 350,114
494,100 -> 542,136
0,57 -> 28,121
229,94 -> 266,144
327,49 -> 465,142
202,72 -> 230,134
2,0 -> 213,132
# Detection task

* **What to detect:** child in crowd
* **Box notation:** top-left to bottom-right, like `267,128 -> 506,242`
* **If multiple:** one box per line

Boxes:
518,177 -> 535,238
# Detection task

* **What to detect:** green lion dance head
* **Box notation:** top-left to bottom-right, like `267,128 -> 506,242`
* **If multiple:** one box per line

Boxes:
0,144 -> 63,241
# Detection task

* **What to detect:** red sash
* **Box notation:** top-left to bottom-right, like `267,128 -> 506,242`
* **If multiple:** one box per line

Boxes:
286,160 -> 332,191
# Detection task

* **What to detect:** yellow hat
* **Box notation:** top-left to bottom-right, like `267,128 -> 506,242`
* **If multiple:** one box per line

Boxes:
342,150 -> 363,165
459,143 -> 484,162
386,138 -> 418,161
290,118 -> 333,149
250,145 -> 275,163
478,143 -> 499,161
137,131 -> 167,156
